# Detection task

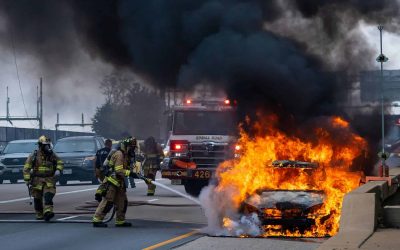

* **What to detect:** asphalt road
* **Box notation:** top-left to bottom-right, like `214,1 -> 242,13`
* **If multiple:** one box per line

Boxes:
0,175 -> 324,250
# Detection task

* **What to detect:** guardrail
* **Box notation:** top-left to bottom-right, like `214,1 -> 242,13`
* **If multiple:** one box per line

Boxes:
318,168 -> 400,249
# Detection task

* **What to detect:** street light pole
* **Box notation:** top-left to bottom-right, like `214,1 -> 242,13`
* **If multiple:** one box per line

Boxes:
376,25 -> 389,176
379,25 -> 385,154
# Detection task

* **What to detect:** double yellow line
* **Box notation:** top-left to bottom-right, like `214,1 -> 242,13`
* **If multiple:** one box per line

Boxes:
143,230 -> 198,250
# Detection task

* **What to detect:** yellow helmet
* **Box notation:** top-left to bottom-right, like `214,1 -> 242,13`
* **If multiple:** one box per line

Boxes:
38,135 -> 51,145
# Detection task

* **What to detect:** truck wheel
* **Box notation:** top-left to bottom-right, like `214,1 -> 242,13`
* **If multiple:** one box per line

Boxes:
59,179 -> 68,186
10,178 -> 18,184
0,179 -> 3,184
184,180 -> 208,197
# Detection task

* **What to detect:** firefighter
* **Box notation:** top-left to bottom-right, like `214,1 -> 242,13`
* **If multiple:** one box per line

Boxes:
141,136 -> 164,196
94,139 -> 113,202
95,139 -> 113,181
92,136 -> 151,227
23,135 -> 63,221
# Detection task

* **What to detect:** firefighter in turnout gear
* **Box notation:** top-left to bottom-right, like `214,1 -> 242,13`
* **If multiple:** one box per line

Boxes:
142,136 -> 164,196
94,139 -> 113,202
92,136 -> 151,227
23,135 -> 63,221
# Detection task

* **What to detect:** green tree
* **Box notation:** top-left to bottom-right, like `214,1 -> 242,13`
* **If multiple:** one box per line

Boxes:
92,73 -> 166,140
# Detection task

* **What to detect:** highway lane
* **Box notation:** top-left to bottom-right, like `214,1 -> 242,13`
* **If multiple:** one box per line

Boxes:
0,176 -> 206,250
0,176 -> 324,249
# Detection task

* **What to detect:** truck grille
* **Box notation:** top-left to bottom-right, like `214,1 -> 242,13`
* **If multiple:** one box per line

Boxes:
189,142 -> 230,168
3,158 -> 27,166
62,157 -> 84,167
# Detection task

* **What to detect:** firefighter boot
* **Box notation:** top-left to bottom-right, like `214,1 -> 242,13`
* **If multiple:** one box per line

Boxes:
43,192 -> 55,221
147,184 -> 156,196
36,212 -> 44,220
43,211 -> 54,221
33,198 -> 44,220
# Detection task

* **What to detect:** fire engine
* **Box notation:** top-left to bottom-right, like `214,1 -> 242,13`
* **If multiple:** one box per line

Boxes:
161,97 -> 239,196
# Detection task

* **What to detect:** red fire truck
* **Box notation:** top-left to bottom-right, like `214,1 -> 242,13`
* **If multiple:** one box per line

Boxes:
161,97 -> 239,196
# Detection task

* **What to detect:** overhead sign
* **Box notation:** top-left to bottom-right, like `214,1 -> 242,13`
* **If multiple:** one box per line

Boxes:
360,70 -> 400,102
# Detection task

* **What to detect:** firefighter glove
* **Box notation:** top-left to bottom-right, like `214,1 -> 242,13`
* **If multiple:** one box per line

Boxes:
144,178 -> 152,185
129,172 -> 139,179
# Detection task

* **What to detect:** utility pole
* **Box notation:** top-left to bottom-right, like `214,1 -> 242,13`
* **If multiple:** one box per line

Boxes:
0,78 -> 43,128
6,87 -> 10,122
376,25 -> 389,177
55,113 -> 93,141
39,78 -> 43,133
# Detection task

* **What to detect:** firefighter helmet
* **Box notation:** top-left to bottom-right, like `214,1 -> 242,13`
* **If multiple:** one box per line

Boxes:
120,136 -> 137,151
38,135 -> 51,145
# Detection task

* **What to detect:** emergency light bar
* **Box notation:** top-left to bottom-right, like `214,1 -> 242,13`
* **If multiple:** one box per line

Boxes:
183,99 -> 236,106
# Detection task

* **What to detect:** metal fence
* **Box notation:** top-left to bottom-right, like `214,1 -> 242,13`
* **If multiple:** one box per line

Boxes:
0,126 -> 94,150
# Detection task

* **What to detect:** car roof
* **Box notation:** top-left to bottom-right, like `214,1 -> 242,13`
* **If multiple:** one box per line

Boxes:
57,136 -> 100,141
8,139 -> 38,144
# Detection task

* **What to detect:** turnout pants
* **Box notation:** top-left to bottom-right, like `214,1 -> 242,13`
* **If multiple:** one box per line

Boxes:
31,176 -> 56,219
93,183 -> 128,225
95,177 -> 108,200
143,168 -> 157,195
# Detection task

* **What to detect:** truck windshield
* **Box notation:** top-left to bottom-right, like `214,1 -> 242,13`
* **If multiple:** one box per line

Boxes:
173,110 -> 236,135
3,142 -> 37,154
54,140 -> 95,153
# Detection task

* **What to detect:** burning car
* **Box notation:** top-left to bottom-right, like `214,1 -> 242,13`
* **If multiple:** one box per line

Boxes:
240,160 -> 328,234
204,116 -> 366,237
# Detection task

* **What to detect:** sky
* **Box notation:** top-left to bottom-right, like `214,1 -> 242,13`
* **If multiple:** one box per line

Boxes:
0,22 -> 399,132
0,42 -> 112,132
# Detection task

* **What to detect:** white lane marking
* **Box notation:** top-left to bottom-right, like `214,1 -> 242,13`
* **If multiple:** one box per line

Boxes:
57,215 -> 79,221
0,178 -> 168,204
147,199 -> 159,203
0,187 -> 97,204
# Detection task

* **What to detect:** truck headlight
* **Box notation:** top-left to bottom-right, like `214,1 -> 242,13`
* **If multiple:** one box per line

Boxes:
82,156 -> 95,167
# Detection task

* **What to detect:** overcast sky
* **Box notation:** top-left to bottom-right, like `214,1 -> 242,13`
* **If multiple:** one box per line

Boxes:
0,23 -> 399,132
0,43 -> 112,132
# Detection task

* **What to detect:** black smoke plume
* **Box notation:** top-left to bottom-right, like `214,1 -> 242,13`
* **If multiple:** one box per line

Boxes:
1,0 -> 399,171
1,1 -> 397,112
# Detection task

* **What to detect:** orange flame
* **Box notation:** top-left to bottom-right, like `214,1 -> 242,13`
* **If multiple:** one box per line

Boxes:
215,116 -> 367,237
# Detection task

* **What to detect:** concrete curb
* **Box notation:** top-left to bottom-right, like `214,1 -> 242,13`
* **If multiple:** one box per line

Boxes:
318,170 -> 400,250
317,193 -> 376,250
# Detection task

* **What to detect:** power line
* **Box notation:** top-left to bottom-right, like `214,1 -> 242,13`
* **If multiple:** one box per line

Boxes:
10,27 -> 36,127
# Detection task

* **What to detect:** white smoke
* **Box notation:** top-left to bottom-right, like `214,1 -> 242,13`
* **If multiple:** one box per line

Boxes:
199,184 -> 261,237
199,184 -> 326,237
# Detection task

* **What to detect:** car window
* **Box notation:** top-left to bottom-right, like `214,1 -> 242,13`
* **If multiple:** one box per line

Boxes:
3,142 -> 37,154
54,139 -> 96,153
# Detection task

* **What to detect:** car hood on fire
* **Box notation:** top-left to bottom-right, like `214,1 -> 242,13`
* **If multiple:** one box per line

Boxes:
245,190 -> 325,211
